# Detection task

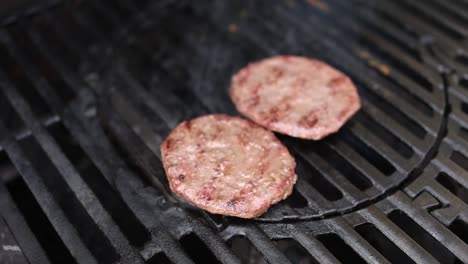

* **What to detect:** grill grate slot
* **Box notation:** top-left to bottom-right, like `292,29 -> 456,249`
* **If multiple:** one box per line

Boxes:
146,253 -> 172,264
316,233 -> 366,264
449,219 -> 468,245
355,223 -> 415,264
395,0 -> 466,40
456,54 -> 468,67
450,151 -> 468,172
365,4 -> 421,41
436,172 -> 468,204
0,216 -> 29,264
0,156 -> 50,263
388,210 -> 462,263
0,124 -> 98,263
355,80 -> 428,139
179,233 -> 220,264
30,14 -> 80,72
313,142 -> 372,191
459,78 -> 468,91
0,40 -> 51,119
104,106 -> 171,191
356,111 -> 415,159
26,26 -> 81,94
451,0 -> 468,11
47,122 -> 151,247
18,136 -> 120,264
462,102 -> 468,114
2,26 -> 66,112
460,127 -> 468,144
360,207 -> 440,262
382,1 -> 460,43
426,0 -> 468,27
229,236 -> 266,264
339,129 -> 396,176
287,188 -> 309,209
6,176 -> 77,264
17,28 -> 76,103
294,154 -> 343,201
312,1 -> 436,95
0,90 -> 25,137
330,0 -> 420,62
274,239 -> 319,264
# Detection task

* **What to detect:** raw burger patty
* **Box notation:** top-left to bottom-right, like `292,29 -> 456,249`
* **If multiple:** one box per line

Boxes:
160,114 -> 297,218
230,55 -> 361,140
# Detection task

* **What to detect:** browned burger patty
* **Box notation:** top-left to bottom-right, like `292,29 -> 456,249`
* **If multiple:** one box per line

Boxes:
230,55 -> 361,140
160,114 -> 296,218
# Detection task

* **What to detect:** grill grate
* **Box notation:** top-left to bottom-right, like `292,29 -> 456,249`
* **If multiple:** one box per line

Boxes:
0,0 -> 467,263
101,0 -> 448,221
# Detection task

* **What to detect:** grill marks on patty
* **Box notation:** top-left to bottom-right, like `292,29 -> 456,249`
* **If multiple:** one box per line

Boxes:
160,114 -> 297,218
230,55 -> 361,140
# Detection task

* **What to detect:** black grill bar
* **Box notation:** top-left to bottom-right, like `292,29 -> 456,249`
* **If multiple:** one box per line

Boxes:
335,3 -> 421,60
0,6 -> 202,262
0,121 -> 98,264
239,225 -> 293,264
0,39 -> 197,264
359,206 -> 439,264
400,0 -> 468,39
324,218 -> 390,263
26,28 -> 80,96
290,228 -> 341,263
295,145 -> 366,201
97,71 -> 242,262
188,218 -> 241,264
324,140 -> 389,189
388,192 -> 468,262
62,105 -> 196,264
362,1 -> 460,53
0,29 -> 64,113
0,181 -> 51,264
430,0 -> 468,25
116,66 -> 184,129
0,70 -> 144,263
320,2 -> 442,102
347,121 -> 410,172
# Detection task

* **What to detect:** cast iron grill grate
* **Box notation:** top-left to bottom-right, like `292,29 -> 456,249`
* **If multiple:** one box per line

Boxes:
0,0 -> 467,263
100,0 -> 447,221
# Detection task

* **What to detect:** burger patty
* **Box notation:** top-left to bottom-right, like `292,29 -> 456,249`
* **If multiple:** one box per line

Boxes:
230,55 -> 361,140
160,114 -> 297,218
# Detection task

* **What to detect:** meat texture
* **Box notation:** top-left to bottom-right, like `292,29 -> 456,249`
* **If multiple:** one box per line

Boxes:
230,55 -> 361,140
160,114 -> 297,218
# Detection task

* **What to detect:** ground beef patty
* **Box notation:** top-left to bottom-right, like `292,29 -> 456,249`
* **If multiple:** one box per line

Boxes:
230,55 -> 361,140
160,114 -> 296,218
